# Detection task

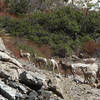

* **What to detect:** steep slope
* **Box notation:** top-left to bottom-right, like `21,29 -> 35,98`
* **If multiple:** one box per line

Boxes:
0,35 -> 100,100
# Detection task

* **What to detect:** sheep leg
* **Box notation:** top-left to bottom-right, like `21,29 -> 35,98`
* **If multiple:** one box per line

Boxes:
84,77 -> 88,84
35,62 -> 38,67
87,75 -> 91,84
84,73 -> 91,84
43,62 -> 46,67
39,62 -> 42,68
36,62 -> 41,68
53,66 -> 56,74
71,68 -> 76,79
27,56 -> 31,63
57,66 -> 60,75
86,73 -> 96,84
45,61 -> 48,67
83,74 -> 88,84
92,73 -> 97,83
44,62 -> 47,67
64,69 -> 67,77
64,73 -> 67,77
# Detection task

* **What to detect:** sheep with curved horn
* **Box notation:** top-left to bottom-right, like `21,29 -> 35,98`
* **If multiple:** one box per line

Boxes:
33,53 -> 48,68
20,50 -> 31,63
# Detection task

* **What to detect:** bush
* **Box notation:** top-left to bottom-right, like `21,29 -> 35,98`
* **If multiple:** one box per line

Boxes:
82,40 -> 98,55
52,43 -> 73,57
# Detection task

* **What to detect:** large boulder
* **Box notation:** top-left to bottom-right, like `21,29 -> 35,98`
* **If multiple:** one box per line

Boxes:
0,79 -> 23,100
20,71 -> 43,90
0,51 -> 23,68
7,81 -> 29,94
0,61 -> 23,81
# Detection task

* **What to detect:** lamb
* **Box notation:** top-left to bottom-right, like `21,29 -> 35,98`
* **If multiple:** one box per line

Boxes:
33,54 -> 48,68
58,60 -> 75,78
49,58 -> 60,74
20,50 -> 31,63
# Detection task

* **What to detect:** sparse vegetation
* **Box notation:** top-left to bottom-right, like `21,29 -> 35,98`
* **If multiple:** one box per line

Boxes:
14,39 -> 44,61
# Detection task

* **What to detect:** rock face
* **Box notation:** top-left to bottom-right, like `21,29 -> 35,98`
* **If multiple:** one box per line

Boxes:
0,37 -> 7,52
20,71 -> 43,90
0,79 -> 19,100
0,37 -> 100,100
0,51 -> 23,68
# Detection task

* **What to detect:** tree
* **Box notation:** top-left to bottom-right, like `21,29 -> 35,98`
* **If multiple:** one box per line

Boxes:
75,0 -> 100,41
7,0 -> 30,15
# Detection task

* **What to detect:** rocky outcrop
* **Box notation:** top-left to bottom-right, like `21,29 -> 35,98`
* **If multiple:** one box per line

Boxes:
0,37 -> 62,100
0,79 -> 21,100
0,37 -> 100,100
0,37 -> 6,51
0,61 -> 23,81
20,71 -> 43,90
0,51 -> 23,68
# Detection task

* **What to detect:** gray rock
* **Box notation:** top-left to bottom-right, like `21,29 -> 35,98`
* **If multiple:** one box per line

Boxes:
20,71 -> 43,90
7,81 -> 28,94
0,61 -> 24,81
18,58 -> 38,72
0,51 -> 23,69
0,70 -> 10,79
0,38 -> 7,52
28,90 -> 38,100
0,95 -> 8,100
0,79 -> 21,100
38,89 -> 51,100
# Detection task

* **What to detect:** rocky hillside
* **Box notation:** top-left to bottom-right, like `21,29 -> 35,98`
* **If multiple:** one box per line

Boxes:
0,36 -> 100,100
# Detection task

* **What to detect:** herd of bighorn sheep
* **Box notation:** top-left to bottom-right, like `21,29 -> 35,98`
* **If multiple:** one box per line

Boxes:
19,50 -> 100,86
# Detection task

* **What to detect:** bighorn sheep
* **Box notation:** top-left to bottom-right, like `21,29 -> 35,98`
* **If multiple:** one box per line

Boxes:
49,58 -> 60,74
33,54 -> 48,68
72,63 -> 98,84
58,60 -> 75,78
80,67 -> 97,84
20,50 -> 31,63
